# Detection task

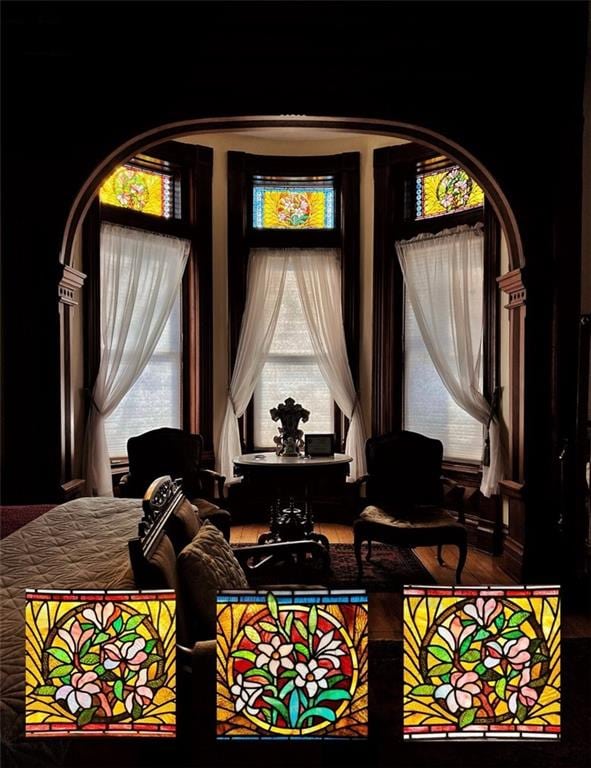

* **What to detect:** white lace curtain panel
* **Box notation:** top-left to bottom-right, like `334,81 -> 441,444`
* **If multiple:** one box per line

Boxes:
217,248 -> 367,482
84,222 -> 190,496
396,224 -> 504,497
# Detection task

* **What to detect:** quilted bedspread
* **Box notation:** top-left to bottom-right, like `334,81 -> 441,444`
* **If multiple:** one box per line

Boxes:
0,497 -> 142,766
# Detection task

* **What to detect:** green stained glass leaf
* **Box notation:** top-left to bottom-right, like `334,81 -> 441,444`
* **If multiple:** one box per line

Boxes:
474,628 -> 490,641
461,650 -> 481,663
495,677 -> 507,699
459,637 -> 473,656
309,606 -> 318,638
296,707 -> 336,727
428,645 -> 452,662
112,616 -> 123,634
262,695 -> 290,724
409,684 -> 437,696
315,689 -> 351,703
295,642 -> 310,659
47,647 -> 71,663
231,650 -> 257,663
244,625 -> 261,644
51,664 -> 73,678
508,611 -> 530,627
114,680 -> 124,701
34,685 -> 57,696
80,653 -> 100,665
125,614 -> 145,631
267,593 -> 278,620
459,707 -> 477,728
77,707 -> 98,727
494,613 -> 505,631
259,621 -> 278,633
288,689 -> 300,727
245,667 -> 274,683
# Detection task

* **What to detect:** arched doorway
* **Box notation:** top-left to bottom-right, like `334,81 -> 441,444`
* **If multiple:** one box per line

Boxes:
58,115 -> 526,580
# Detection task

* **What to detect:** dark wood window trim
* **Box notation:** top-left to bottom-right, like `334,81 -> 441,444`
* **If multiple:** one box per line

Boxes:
227,151 -> 360,453
372,143 -> 500,474
83,141 -> 214,464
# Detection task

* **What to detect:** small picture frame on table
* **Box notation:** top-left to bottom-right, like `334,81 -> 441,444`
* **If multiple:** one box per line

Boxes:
304,433 -> 335,457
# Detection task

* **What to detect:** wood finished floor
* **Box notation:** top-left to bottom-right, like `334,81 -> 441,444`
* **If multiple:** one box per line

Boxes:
231,522 -> 591,640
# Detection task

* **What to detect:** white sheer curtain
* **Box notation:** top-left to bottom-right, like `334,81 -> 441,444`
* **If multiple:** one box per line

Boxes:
396,224 -> 503,497
217,248 -> 366,483
217,250 -> 288,483
85,223 -> 189,496
292,249 -> 367,480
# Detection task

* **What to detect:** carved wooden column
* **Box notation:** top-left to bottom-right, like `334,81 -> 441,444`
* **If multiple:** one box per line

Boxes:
497,267 -> 526,580
58,264 -> 86,500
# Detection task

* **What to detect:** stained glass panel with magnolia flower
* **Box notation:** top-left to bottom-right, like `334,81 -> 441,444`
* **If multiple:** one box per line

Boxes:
25,589 -> 176,737
403,586 -> 560,741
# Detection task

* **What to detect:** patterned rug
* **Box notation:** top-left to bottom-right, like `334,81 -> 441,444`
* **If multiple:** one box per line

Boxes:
242,542 -> 435,591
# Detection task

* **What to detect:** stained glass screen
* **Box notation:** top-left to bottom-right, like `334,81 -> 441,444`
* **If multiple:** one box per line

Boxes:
25,589 -> 176,738
416,164 -> 484,220
253,177 -> 335,230
217,590 -> 368,739
100,163 -> 174,219
403,586 -> 560,741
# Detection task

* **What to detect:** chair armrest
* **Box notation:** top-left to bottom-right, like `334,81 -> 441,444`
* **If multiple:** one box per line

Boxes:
235,540 -> 330,573
118,473 -> 134,497
442,477 -> 466,522
354,474 -> 369,488
199,468 -> 226,500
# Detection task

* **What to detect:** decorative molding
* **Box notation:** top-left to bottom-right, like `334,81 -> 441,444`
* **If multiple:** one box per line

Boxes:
58,265 -> 86,306
497,268 -> 526,308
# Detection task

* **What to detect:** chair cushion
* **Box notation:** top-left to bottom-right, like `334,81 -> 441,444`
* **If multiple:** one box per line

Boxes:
177,521 -> 248,641
166,498 -> 202,555
358,505 -> 463,529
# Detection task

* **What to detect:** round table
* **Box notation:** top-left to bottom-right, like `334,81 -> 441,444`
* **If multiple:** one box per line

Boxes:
233,452 -> 352,549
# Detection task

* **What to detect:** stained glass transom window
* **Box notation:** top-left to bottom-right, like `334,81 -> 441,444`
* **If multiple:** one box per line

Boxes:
100,164 -> 173,219
416,164 -> 484,220
217,590 -> 368,739
25,589 -> 176,738
253,177 -> 335,230
403,586 -> 560,741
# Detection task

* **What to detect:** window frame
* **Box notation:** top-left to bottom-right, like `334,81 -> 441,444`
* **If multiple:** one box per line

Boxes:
83,141 -> 214,465
227,151 -> 360,453
372,143 -> 500,474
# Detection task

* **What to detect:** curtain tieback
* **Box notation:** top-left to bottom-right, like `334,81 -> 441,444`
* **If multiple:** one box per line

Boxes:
228,388 -> 238,416
350,393 -> 360,420
482,386 -> 500,467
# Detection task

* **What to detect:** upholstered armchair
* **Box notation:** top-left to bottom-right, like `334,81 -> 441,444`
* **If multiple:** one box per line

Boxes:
353,431 -> 468,584
119,427 -> 231,540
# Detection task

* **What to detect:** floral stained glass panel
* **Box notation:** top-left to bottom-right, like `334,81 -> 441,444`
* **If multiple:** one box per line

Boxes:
25,589 -> 176,737
99,164 -> 173,218
217,590 -> 368,739
253,181 -> 335,229
416,165 -> 484,220
403,586 -> 560,741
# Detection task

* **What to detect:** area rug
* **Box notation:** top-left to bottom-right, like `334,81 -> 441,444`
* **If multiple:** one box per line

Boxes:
0,505 -> 56,539
241,542 -> 435,591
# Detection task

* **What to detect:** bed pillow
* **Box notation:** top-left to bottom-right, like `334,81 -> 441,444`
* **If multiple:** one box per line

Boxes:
166,498 -> 202,554
177,520 -> 248,640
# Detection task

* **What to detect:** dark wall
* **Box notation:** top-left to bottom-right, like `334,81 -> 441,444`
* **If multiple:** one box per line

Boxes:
1,0 -> 587,579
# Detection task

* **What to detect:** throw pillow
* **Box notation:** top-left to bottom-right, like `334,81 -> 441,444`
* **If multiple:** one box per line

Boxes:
177,520 -> 248,641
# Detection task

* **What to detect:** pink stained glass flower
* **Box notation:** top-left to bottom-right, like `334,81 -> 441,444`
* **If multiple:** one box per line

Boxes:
81,602 -> 117,630
103,638 -> 148,671
434,671 -> 481,714
484,636 -> 531,670
55,671 -> 101,714
463,598 -> 503,628
57,620 -> 94,655
437,616 -> 476,651
124,668 -> 154,715
507,666 -> 539,713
